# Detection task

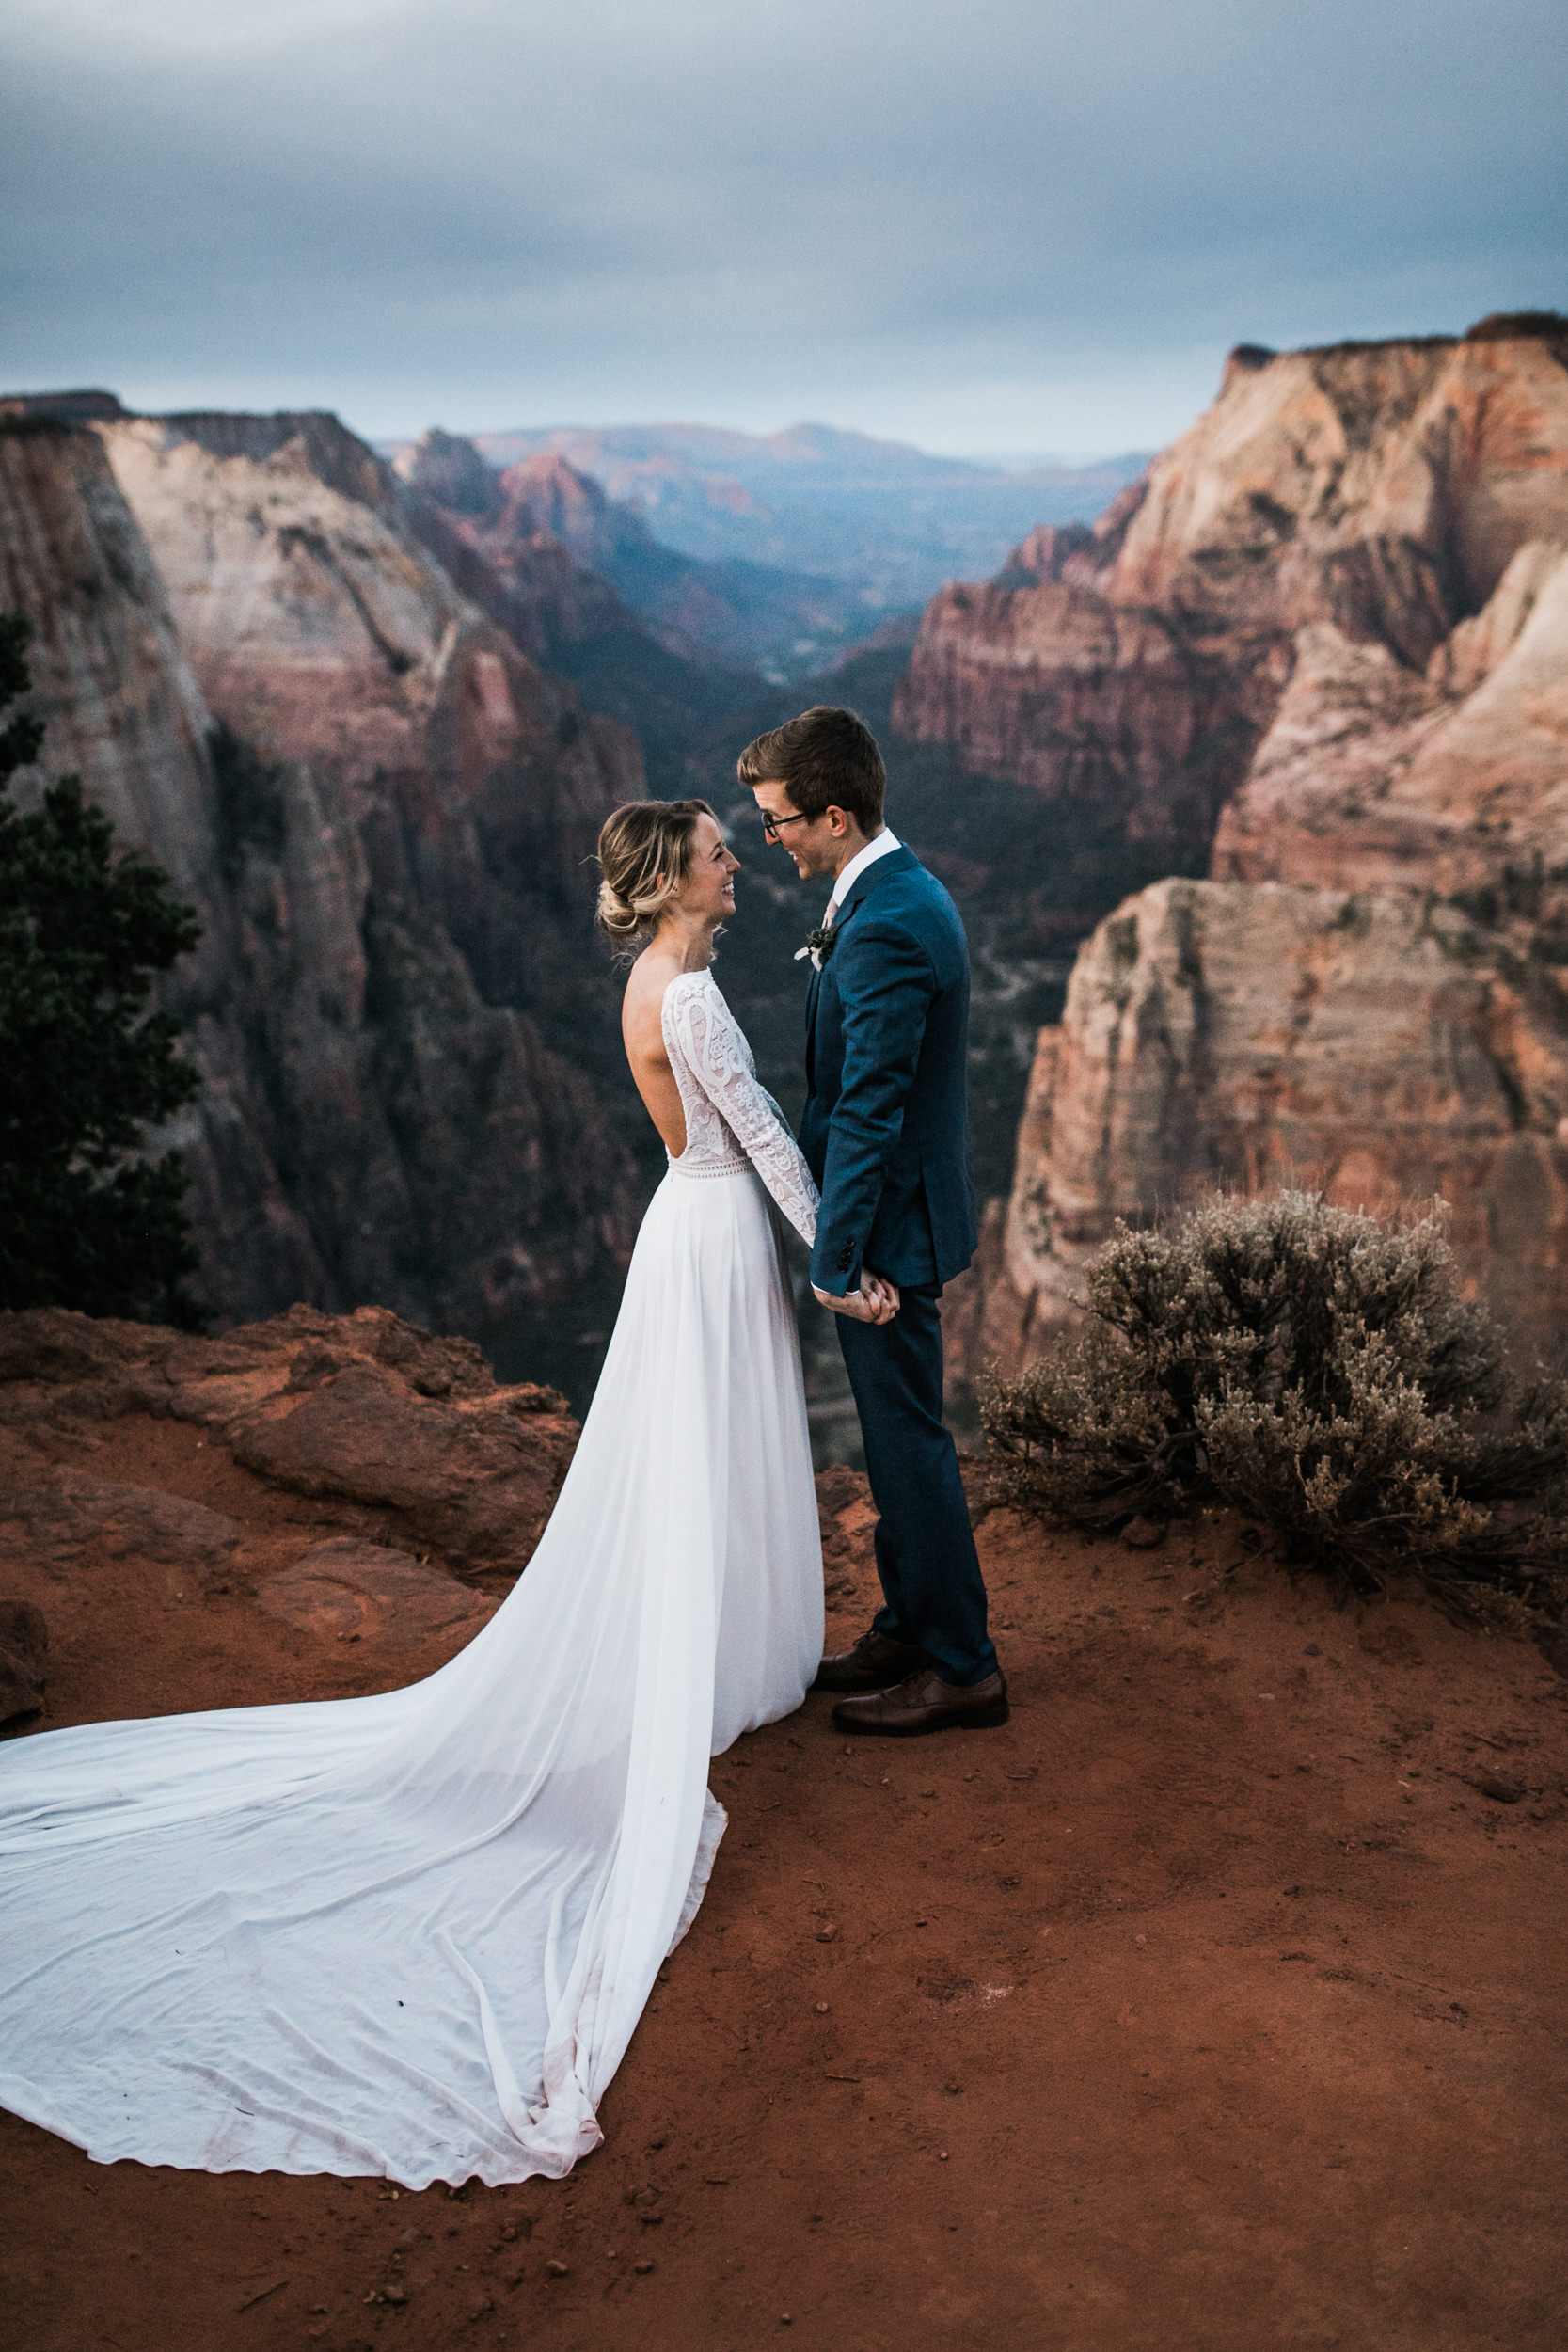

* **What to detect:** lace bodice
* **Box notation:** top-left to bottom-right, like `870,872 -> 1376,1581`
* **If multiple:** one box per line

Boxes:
661,971 -> 819,1247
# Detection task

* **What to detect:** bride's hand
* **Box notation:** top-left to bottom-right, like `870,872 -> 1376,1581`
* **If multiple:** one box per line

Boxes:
813,1275 -> 900,1325
816,1287 -> 877,1323
858,1271 -> 900,1323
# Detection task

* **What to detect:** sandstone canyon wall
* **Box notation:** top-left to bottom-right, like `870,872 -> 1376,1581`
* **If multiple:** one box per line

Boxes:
0,406 -> 643,1333
898,322 -> 1568,863
930,319 -> 1568,1375
1211,537 -> 1568,919
954,878 -> 1568,1373
393,429 -> 655,668
390,430 -> 749,792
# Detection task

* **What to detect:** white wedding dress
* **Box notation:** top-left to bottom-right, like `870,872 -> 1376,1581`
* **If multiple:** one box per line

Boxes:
0,970 -> 823,2187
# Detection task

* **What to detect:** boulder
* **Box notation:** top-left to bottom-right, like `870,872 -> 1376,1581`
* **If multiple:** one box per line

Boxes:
230,1360 -> 573,1570
256,1540 -> 494,1647
0,1470 -> 242,1578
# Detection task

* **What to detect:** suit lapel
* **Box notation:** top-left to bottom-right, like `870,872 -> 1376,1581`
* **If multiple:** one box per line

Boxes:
804,848 -> 918,1085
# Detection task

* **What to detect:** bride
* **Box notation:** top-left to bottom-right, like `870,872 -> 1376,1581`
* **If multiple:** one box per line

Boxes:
0,797 -> 893,2188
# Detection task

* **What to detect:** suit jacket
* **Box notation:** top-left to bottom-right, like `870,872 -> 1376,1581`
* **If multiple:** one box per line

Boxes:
800,844 -> 979,1296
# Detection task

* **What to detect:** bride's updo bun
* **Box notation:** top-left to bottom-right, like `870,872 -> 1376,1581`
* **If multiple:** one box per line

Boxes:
595,798 -> 718,943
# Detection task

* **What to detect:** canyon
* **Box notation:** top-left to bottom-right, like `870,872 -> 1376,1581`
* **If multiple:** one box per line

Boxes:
0,393 -> 973,1407
389,428 -> 773,790
917,318 -> 1568,1374
6,322 -> 1567,1397
395,424 -> 879,680
0,396 -> 643,1334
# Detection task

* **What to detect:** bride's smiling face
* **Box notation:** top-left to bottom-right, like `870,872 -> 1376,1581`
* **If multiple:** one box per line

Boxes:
670,813 -> 740,924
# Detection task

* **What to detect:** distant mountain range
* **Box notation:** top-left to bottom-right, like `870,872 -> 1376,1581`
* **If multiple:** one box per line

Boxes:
378,420 -> 1149,637
392,428 -> 863,688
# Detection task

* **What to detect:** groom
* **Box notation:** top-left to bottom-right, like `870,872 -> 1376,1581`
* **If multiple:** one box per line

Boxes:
741,706 -> 1006,1736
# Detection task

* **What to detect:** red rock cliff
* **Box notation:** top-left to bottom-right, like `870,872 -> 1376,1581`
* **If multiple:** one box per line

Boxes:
1211,541 -> 1568,918
0,412 -> 642,1331
937,321 -> 1568,1377
957,878 -> 1568,1371
897,324 -> 1568,860
392,431 -> 642,667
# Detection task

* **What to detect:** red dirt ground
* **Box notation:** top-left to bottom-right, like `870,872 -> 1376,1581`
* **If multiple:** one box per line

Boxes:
3,1415 -> 1567,2351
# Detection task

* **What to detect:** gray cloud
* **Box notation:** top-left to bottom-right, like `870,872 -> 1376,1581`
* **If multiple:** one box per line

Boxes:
1,0 -> 1562,452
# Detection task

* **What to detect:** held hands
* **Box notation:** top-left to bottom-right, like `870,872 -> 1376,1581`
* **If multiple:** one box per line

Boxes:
813,1270 -> 900,1325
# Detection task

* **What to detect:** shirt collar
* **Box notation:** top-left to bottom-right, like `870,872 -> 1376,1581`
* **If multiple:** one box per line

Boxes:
825,828 -> 901,922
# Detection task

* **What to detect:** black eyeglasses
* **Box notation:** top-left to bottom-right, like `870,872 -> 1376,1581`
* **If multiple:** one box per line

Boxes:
760,810 -> 812,841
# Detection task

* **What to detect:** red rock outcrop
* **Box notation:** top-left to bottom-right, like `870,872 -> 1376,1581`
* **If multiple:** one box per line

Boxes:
2,1470 -> 244,1577
0,410 -> 642,1329
0,1304 -> 578,1575
897,322 -> 1568,858
255,1538 -> 494,1646
1212,542 -> 1568,917
958,878 -> 1568,1369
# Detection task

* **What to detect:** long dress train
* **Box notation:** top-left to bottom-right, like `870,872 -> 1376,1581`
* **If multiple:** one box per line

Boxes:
0,968 -> 822,2186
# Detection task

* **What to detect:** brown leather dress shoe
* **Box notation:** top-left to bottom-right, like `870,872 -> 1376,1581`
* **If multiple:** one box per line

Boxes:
812,1629 -> 927,1693
831,1665 -> 1009,1736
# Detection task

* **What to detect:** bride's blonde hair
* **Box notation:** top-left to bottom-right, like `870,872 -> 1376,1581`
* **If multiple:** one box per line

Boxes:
595,799 -> 718,943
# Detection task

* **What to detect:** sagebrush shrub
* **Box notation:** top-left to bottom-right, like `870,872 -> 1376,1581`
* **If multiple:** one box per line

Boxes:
979,1190 -> 1568,1616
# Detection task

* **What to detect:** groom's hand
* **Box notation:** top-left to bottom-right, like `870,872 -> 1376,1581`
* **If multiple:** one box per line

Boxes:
813,1272 -> 900,1324
860,1269 -> 900,1322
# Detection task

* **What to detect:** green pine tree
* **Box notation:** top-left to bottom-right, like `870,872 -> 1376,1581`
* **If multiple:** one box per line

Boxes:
0,612 -> 208,1328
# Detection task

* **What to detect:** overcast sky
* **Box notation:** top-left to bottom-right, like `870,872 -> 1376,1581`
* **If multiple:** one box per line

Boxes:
2,0 -> 1563,457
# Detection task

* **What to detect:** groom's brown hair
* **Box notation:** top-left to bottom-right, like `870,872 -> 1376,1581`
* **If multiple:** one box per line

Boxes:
736,706 -> 886,834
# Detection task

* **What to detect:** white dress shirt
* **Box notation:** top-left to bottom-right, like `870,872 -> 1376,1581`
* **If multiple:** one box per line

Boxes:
825,827 -> 901,925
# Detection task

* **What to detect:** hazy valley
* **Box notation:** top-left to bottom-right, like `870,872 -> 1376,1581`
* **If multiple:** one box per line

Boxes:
403,419 -> 1149,642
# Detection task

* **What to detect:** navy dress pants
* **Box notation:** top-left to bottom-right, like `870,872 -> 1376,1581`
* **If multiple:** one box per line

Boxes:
834,1285 -> 996,1686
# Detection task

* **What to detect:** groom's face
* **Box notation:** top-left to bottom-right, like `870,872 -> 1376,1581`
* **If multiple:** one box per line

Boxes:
751,780 -> 847,882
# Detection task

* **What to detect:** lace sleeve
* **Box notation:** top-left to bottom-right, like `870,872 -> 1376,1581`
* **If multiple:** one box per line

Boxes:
663,977 -> 820,1247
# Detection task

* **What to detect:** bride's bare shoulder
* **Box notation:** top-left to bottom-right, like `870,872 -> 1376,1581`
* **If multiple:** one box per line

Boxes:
621,949 -> 692,1059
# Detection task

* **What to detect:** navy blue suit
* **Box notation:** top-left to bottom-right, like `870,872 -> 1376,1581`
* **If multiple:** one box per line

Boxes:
800,846 -> 995,1686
